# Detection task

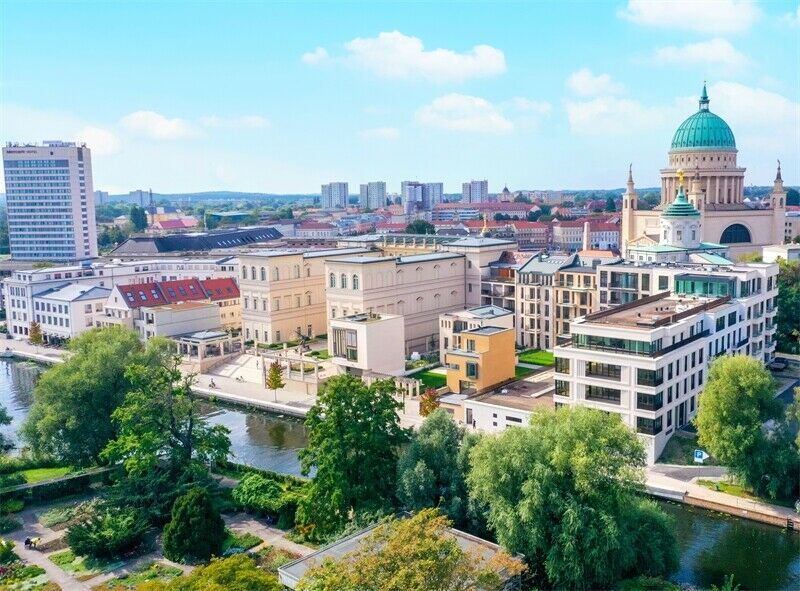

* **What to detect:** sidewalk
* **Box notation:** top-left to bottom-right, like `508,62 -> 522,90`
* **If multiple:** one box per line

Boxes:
224,513 -> 314,557
646,465 -> 799,530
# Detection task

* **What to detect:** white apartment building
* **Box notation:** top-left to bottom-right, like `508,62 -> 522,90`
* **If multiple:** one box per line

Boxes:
321,182 -> 348,209
462,180 -> 488,203
325,252 -> 467,354
554,292 -> 769,464
438,305 -> 514,364
329,312 -> 406,376
32,285 -> 111,343
238,247 -> 375,345
401,181 -> 443,211
359,182 -> 386,210
3,141 -> 98,261
2,257 -> 237,338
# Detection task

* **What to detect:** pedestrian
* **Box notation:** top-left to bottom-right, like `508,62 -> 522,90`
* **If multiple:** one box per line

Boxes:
24,537 -> 31,548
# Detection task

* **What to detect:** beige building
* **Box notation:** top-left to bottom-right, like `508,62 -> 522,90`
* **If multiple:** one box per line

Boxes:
438,305 -> 514,364
238,247 -> 375,345
329,312 -> 406,376
325,252 -> 466,354
621,85 -> 786,258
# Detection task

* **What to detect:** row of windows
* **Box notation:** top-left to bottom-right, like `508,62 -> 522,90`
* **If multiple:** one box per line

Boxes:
330,273 -> 359,290
4,159 -> 70,168
242,264 -> 308,281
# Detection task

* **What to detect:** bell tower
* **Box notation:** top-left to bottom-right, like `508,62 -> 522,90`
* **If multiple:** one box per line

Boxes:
771,160 -> 787,243
621,164 -> 637,257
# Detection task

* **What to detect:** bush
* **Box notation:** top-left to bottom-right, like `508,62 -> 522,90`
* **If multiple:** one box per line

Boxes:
162,487 -> 225,563
66,508 -> 149,559
0,516 -> 21,534
0,499 -> 24,514
0,539 -> 16,563
231,473 -> 304,529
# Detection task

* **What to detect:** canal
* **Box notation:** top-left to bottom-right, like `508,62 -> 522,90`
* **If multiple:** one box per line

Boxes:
2,359 -> 798,589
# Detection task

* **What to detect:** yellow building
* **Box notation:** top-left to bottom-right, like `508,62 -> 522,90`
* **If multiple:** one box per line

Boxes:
445,325 -> 515,394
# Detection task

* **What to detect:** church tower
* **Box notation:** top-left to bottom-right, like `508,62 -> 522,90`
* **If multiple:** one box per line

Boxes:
660,171 -> 701,249
621,164 -> 637,257
770,160 -> 787,243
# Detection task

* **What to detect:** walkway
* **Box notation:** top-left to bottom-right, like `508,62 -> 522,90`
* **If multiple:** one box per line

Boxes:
224,513 -> 314,557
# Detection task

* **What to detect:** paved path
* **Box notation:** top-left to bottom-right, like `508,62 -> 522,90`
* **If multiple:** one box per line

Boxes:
224,513 -> 314,557
650,463 -> 726,482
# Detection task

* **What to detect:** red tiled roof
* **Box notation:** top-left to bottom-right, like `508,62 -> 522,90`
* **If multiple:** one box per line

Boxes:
434,202 -> 535,211
116,282 -> 166,308
509,221 -> 548,229
154,219 -> 187,229
159,279 -> 206,303
461,220 -> 506,228
375,222 -> 408,230
201,278 -> 240,301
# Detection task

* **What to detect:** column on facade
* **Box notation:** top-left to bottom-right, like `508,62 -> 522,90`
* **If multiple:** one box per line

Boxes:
723,177 -> 729,204
714,177 -> 720,204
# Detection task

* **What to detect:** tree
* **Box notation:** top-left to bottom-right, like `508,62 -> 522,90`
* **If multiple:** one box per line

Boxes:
419,389 -> 439,417
102,356 -> 230,477
66,508 -> 148,559
139,555 -> 282,591
605,195 -> 617,212
28,321 -> 42,345
776,260 -> 800,354
163,487 -> 226,563
406,220 -> 435,235
297,375 -> 409,538
787,187 -> 799,206
396,410 -> 465,521
266,361 -> 285,402
129,205 -> 148,231
513,195 -> 531,203
694,356 -> 799,499
297,509 -> 525,591
0,404 -> 12,451
22,327 -> 170,466
468,407 -> 678,590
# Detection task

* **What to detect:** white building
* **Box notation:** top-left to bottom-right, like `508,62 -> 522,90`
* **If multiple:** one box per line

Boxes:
762,243 -> 800,263
329,312 -> 406,376
422,183 -> 444,209
359,181 -> 386,210
554,291 -> 775,464
321,182 -> 348,209
32,284 -> 111,343
462,180 -> 488,204
3,141 -> 98,261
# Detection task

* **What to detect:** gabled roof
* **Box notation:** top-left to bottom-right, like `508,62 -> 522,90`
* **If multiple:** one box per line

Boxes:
111,227 -> 283,254
116,282 -> 166,308
36,284 -> 112,302
159,279 -> 206,303
200,277 -> 240,301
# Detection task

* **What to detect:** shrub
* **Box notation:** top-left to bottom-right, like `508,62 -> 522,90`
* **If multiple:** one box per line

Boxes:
0,539 -> 16,563
0,499 -> 24,514
231,473 -> 303,529
162,487 -> 225,563
0,516 -> 21,534
66,508 -> 149,559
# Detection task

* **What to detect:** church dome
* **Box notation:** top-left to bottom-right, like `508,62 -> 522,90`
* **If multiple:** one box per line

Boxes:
662,185 -> 699,217
670,85 -> 735,151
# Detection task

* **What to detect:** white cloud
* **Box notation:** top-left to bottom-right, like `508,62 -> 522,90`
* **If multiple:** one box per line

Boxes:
74,126 -> 121,155
119,110 -> 197,140
619,0 -> 760,33
301,47 -> 329,65
654,38 -> 748,69
567,68 -> 624,97
507,97 -> 552,114
343,31 -> 506,83
416,94 -> 513,133
198,115 -> 270,129
360,127 -> 400,140
784,6 -> 800,26
565,96 -> 676,135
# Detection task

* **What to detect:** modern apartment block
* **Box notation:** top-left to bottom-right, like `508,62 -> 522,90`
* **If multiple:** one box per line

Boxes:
324,252 -> 466,354
359,181 -> 386,210
3,141 -> 98,261
329,312 -> 406,376
402,181 -> 444,211
444,325 -> 515,394
553,292 -> 761,463
3,257 -> 237,338
238,247 -> 374,345
438,305 -> 514,364
462,179 -> 488,203
321,182 -> 348,209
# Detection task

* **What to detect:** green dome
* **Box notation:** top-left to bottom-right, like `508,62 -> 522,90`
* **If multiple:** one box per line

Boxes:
670,85 -> 736,151
663,185 -> 699,218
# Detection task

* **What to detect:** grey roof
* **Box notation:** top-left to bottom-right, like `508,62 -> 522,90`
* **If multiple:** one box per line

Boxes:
111,227 -> 282,254
518,253 -> 577,275
447,237 -> 515,247
327,255 -> 397,265
303,247 -> 374,259
35,284 -> 112,302
461,326 -> 511,336
465,305 -> 513,319
176,330 -> 229,340
397,252 -> 463,264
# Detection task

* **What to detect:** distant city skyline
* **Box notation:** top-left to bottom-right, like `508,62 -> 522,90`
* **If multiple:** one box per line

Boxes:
1,1 -> 797,194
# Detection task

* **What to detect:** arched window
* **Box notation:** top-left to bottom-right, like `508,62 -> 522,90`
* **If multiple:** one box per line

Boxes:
250,266 -> 256,280
260,267 -> 266,281
293,265 -> 300,279
352,274 -> 359,290
305,292 -> 312,306
272,267 -> 280,281
242,266 -> 248,280
340,273 -> 347,289
329,273 -> 336,288
720,224 -> 752,244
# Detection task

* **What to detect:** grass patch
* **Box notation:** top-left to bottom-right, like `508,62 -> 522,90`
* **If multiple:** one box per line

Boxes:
91,561 -> 182,590
514,366 -> 535,379
20,467 -> 73,484
0,562 -> 53,591
408,369 -> 447,389
38,500 -> 97,529
253,545 -> 301,573
615,575 -> 680,591
517,349 -> 554,366
697,479 -> 796,508
221,529 -> 262,554
49,549 -> 123,581
307,350 -> 330,360
657,435 -> 717,466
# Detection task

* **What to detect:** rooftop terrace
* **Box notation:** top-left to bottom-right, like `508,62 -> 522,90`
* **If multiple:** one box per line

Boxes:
581,292 -> 730,329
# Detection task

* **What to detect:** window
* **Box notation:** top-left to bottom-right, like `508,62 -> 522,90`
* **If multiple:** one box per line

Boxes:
637,368 -> 663,387
352,274 -> 359,290
260,267 -> 266,281
273,267 -> 280,281
636,416 -> 663,435
585,385 -> 620,404
332,328 -> 359,361
466,362 -> 478,378
340,273 -> 347,289
466,339 -> 475,352
720,223 -> 752,244
555,380 -> 569,397
293,265 -> 300,279
658,276 -> 668,291
585,362 -> 621,381
329,273 -> 336,288
637,392 -> 663,411
555,357 -> 570,374
242,267 -> 248,280
251,266 -> 256,280
506,416 -> 523,424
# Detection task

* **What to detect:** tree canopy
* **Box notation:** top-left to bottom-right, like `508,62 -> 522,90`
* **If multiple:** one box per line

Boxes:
467,407 -> 678,590
162,487 -> 226,563
21,327 -> 171,466
297,508 -> 525,591
776,260 -> 800,354
694,355 -> 799,499
405,220 -> 436,235
297,375 -> 409,539
139,555 -> 282,591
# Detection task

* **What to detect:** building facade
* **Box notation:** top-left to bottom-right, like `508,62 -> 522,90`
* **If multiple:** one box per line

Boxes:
329,312 -> 406,376
462,180 -> 488,203
359,181 -> 386,210
438,305 -> 514,364
3,141 -> 98,261
321,182 -> 348,209
444,325 -> 515,394
32,285 -> 110,343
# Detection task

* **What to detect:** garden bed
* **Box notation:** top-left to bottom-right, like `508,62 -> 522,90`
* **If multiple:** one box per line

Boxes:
517,349 -> 554,366
221,530 -> 262,554
49,549 -> 123,582
0,561 -> 59,591
90,561 -> 182,590
252,545 -> 301,573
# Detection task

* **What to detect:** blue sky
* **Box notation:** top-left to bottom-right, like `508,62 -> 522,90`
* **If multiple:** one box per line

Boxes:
1,1 -> 798,194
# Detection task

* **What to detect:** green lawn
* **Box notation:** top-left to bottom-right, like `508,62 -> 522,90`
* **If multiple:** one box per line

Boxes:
49,549 -> 123,581
514,366 -> 535,379
657,436 -> 717,466
697,479 -> 796,508
409,369 -> 447,389
221,529 -> 263,553
92,561 -> 183,590
20,467 -> 73,484
518,349 -> 554,366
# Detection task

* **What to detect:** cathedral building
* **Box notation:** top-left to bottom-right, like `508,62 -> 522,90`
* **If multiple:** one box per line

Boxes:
621,84 -> 787,258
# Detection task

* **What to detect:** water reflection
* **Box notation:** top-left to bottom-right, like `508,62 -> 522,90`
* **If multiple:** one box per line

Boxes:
660,500 -> 800,590
0,359 -> 42,449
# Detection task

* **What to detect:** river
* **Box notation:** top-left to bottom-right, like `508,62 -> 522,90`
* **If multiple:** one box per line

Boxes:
2,359 -> 798,589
